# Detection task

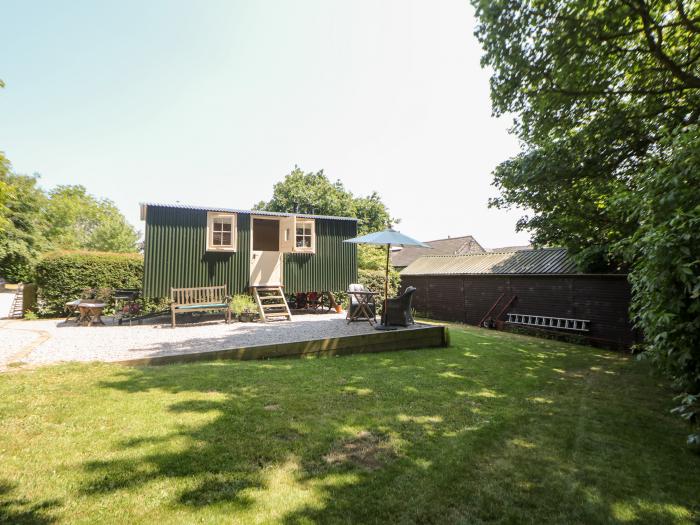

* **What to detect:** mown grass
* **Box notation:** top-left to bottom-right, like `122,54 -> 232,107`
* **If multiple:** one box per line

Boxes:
0,324 -> 698,524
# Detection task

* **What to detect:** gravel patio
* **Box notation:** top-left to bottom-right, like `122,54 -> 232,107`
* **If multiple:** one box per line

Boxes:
0,312 -> 429,369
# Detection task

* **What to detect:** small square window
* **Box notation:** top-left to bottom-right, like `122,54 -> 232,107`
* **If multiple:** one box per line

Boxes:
294,220 -> 314,252
207,212 -> 237,251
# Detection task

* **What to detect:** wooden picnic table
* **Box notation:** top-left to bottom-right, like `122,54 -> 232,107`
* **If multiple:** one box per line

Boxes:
346,290 -> 378,325
64,299 -> 82,323
77,302 -> 106,326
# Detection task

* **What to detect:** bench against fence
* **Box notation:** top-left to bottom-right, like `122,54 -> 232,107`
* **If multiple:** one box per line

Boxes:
170,285 -> 231,327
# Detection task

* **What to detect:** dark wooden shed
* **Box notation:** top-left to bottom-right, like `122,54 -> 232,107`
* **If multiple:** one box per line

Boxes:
400,248 -> 635,348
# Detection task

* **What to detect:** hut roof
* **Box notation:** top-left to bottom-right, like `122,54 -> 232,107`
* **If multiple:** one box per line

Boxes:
140,202 -> 358,222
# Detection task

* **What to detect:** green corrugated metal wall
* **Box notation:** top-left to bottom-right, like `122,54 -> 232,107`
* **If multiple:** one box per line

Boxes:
143,207 -> 251,298
143,206 -> 357,298
283,218 -> 357,293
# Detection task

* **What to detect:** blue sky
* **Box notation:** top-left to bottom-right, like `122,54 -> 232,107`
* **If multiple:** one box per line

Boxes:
0,0 -> 530,248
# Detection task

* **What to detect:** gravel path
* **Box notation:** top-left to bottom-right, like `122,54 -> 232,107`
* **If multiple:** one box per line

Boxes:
0,313 -> 426,369
0,318 -> 54,369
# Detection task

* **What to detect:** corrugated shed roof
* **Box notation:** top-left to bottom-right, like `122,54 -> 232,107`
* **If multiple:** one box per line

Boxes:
488,244 -> 532,252
391,235 -> 485,267
400,248 -> 581,275
140,202 -> 358,222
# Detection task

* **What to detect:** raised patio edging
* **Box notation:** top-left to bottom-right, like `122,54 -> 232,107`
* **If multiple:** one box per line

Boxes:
114,325 -> 449,366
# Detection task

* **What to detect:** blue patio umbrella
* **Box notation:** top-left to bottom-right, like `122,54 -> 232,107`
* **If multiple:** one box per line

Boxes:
344,228 -> 430,329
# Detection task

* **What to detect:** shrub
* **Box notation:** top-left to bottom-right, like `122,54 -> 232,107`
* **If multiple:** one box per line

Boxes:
141,296 -> 170,315
230,294 -> 257,316
357,268 -> 401,312
35,251 -> 143,316
620,125 -> 700,447
357,245 -> 388,271
333,290 -> 348,308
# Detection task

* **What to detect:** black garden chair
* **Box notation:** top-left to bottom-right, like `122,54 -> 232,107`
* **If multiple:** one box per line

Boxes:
384,286 -> 417,327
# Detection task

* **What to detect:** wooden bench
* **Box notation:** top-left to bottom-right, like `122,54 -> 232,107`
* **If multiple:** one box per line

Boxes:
170,285 -> 231,327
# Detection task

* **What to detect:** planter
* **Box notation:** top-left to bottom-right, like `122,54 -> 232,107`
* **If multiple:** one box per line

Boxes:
334,304 -> 343,313
238,311 -> 257,323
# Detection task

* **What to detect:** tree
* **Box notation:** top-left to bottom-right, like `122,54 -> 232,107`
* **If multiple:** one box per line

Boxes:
1,78 -> 138,278
256,167 -> 397,271
472,0 -> 700,268
353,192 -> 393,235
0,166 -> 48,282
0,168 -> 139,281
43,185 -> 139,253
256,167 -> 394,233
471,0 -> 700,442
255,167 -> 355,218
85,202 -> 140,253
622,125 -> 700,446
43,185 -> 102,250
0,153 -> 11,229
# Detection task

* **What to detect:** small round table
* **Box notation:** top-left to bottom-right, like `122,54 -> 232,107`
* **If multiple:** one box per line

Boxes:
77,302 -> 106,326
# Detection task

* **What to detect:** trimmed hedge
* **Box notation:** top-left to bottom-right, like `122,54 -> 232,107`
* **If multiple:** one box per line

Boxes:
35,251 -> 143,316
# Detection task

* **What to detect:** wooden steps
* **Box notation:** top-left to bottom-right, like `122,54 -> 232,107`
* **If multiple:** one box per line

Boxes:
252,286 -> 292,322
8,284 -> 24,319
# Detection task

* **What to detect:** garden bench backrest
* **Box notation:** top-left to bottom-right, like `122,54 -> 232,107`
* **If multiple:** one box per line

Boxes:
171,285 -> 227,306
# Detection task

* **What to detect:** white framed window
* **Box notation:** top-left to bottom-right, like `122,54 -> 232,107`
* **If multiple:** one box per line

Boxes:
294,219 -> 315,253
207,212 -> 237,252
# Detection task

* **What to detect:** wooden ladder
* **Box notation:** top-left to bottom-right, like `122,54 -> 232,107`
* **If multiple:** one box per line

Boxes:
478,293 -> 517,327
252,286 -> 292,322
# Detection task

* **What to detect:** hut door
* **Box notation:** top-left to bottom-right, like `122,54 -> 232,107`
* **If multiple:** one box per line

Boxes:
279,215 -> 296,253
250,217 -> 282,286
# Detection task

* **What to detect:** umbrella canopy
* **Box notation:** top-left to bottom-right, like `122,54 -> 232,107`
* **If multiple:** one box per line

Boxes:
343,228 -> 431,248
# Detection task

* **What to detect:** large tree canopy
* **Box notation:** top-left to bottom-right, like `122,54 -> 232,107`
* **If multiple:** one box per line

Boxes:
255,167 -> 398,272
0,160 -> 49,282
255,167 -> 394,235
472,0 -> 700,444
0,161 -> 139,281
1,77 -> 140,280
44,185 -> 139,253
473,0 -> 700,268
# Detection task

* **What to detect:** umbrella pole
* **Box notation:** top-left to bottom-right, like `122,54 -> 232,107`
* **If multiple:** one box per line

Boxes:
383,243 -> 390,325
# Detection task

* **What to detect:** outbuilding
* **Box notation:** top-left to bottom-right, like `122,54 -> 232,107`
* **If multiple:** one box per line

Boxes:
140,203 -> 357,299
400,248 -> 635,348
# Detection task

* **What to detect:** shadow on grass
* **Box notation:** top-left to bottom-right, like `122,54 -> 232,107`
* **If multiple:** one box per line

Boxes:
78,328 -> 699,523
0,480 -> 61,525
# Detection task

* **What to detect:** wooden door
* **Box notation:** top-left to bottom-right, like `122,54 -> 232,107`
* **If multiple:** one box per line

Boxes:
250,218 -> 282,286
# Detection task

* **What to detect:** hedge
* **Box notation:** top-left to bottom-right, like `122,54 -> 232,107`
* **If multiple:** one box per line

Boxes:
357,268 -> 401,312
35,251 -> 143,316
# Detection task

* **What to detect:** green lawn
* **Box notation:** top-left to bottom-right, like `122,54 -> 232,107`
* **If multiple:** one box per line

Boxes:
1,325 -> 698,524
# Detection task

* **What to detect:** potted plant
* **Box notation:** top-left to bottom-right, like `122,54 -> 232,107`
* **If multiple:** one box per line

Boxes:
238,308 -> 257,323
230,294 -> 258,322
